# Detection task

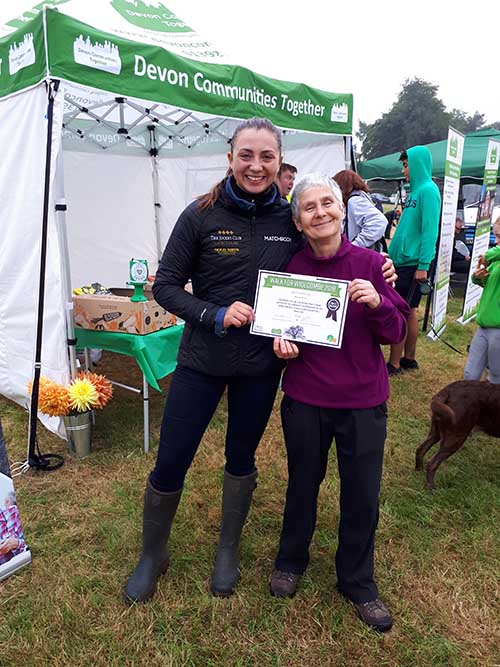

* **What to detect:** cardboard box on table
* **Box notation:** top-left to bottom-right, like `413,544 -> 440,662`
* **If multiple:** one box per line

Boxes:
73,290 -> 176,335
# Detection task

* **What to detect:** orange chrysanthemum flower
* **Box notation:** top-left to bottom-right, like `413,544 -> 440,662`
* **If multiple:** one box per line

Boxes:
78,371 -> 113,409
28,377 -> 71,417
28,372 -> 113,417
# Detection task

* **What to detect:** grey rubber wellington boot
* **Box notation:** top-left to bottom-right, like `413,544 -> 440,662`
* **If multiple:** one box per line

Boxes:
124,478 -> 182,604
210,468 -> 258,597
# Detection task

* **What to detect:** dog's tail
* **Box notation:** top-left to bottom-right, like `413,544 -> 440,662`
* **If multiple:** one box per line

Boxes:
431,395 -> 456,426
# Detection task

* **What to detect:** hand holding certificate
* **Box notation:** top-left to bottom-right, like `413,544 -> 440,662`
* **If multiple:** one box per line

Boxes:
251,270 -> 350,348
273,336 -> 300,360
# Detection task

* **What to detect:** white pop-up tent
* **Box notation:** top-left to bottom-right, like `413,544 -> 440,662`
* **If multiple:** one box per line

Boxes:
0,1 -> 354,459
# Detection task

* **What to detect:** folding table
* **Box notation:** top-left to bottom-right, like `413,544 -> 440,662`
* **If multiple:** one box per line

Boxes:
75,325 -> 183,452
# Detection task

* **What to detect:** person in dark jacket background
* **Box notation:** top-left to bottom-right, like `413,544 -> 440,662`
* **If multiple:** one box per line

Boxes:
451,216 -> 471,274
276,162 -> 297,200
124,118 -> 396,606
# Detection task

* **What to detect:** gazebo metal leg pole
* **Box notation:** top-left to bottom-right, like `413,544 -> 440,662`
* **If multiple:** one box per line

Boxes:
54,149 -> 77,380
84,347 -> 91,371
143,374 -> 149,454
148,125 -> 163,263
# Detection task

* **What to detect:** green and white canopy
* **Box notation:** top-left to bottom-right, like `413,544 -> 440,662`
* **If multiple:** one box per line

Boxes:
0,0 -> 352,137
358,129 -> 500,183
0,2 -> 354,449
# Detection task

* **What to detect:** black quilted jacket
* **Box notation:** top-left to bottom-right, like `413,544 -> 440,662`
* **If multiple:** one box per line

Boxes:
153,179 -> 302,376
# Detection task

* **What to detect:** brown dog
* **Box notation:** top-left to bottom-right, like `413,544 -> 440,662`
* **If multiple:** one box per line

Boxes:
416,380 -> 500,489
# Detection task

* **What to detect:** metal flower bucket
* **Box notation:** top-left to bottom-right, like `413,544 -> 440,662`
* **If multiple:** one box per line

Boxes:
63,411 -> 92,458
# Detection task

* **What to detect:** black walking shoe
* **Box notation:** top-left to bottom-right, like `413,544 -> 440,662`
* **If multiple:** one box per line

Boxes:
269,569 -> 300,598
386,362 -> 403,376
400,357 -> 419,370
354,598 -> 393,632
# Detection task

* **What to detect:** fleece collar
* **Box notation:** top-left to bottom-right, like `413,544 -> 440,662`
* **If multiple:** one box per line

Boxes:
224,176 -> 282,214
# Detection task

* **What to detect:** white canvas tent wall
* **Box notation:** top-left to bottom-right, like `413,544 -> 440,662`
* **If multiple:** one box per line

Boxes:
60,83 -> 351,289
0,1 -> 354,455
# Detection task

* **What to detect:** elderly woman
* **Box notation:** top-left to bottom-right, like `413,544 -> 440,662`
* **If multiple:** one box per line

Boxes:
270,174 -> 409,632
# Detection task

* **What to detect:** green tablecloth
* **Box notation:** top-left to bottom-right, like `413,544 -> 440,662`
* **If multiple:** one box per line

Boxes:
75,325 -> 183,391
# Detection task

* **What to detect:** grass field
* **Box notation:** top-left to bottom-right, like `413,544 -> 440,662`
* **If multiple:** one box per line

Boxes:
1,295 -> 499,667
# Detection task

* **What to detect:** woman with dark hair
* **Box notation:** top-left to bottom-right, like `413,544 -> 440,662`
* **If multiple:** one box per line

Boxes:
333,169 -> 388,251
124,119 -> 396,605
124,117 -> 302,604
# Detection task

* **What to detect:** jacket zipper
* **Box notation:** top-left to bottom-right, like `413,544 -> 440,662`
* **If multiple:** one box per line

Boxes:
238,212 -> 256,373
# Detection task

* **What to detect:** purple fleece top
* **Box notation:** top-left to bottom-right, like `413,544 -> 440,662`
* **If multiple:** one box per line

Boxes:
282,238 -> 410,409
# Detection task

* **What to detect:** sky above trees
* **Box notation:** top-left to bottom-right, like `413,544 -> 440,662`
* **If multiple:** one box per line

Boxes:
358,79 -> 500,159
1,0 -> 499,130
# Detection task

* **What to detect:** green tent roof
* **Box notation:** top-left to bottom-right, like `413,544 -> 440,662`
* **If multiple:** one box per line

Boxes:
358,129 -> 500,183
0,1 -> 353,135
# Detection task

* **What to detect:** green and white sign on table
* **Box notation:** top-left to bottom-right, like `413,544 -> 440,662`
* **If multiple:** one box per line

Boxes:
128,258 -> 149,302
458,139 -> 500,324
428,126 -> 464,338
251,270 -> 350,349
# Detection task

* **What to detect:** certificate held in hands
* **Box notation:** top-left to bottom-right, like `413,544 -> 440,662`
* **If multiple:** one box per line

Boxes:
251,270 -> 349,348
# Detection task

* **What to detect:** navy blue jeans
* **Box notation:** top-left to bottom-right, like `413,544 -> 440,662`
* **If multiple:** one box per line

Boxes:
150,365 -> 281,492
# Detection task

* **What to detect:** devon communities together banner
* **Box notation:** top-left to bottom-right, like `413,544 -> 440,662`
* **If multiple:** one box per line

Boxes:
0,1 -> 353,136
429,127 -> 465,337
458,139 -> 500,324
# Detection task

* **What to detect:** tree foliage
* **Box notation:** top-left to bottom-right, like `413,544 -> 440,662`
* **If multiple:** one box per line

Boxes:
448,109 -> 485,134
357,78 -> 498,160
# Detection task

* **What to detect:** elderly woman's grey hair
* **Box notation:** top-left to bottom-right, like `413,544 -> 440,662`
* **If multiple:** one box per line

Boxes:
290,172 -> 344,220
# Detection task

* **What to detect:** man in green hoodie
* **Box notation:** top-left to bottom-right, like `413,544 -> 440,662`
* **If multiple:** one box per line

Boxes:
387,146 -> 441,375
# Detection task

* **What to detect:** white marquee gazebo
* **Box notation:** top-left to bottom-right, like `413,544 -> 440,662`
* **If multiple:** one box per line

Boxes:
0,1 -> 354,464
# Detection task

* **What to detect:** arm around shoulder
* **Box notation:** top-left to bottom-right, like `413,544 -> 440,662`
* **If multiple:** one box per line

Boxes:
364,256 -> 410,344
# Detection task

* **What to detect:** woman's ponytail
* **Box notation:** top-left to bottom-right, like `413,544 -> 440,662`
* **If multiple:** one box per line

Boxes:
197,169 -> 231,210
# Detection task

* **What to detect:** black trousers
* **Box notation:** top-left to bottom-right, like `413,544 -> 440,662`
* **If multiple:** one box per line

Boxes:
150,365 -> 281,492
275,395 -> 387,603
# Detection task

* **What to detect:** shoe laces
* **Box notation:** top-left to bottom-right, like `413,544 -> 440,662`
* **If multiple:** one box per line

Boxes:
274,570 -> 296,582
359,599 -> 388,617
